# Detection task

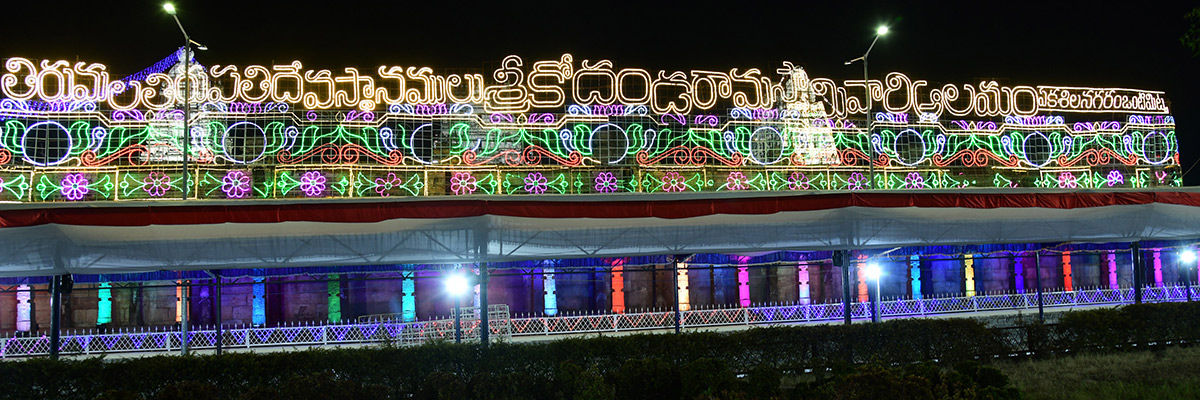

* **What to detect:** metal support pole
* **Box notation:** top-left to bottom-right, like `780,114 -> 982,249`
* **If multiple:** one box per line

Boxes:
453,296 -> 462,344
838,251 -> 851,325
864,59 -> 874,189
672,258 -> 682,334
181,280 -> 189,355
1034,251 -> 1044,321
480,264 -> 489,347
1133,242 -> 1143,304
181,46 -> 191,199
50,275 -> 62,360
214,273 -> 222,355
871,270 -> 881,323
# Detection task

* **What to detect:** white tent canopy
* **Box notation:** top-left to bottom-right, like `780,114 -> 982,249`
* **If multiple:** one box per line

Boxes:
2,188 -> 1199,277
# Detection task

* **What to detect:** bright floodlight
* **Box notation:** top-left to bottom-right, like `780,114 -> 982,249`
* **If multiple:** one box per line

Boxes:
163,3 -> 176,15
1182,250 -> 1197,263
865,263 -> 883,281
445,273 -> 470,295
876,26 -> 889,36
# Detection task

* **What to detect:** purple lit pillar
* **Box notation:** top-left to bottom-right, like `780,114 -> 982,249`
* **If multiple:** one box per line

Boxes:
1154,249 -> 1163,287
1014,255 -> 1025,294
737,256 -> 751,307
797,262 -> 811,305
1108,251 -> 1119,289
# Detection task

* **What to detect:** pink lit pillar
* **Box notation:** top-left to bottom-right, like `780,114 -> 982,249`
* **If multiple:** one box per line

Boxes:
797,262 -> 811,305
1154,249 -> 1163,287
16,284 -> 31,332
737,256 -> 751,307
1108,251 -> 1119,289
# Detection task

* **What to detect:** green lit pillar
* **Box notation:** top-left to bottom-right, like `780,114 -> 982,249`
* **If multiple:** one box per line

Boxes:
327,274 -> 341,323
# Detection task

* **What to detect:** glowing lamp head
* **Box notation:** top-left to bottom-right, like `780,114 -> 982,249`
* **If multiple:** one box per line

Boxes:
865,263 -> 883,281
445,273 -> 470,296
1182,250 -> 1197,263
876,26 -> 889,36
163,3 -> 177,15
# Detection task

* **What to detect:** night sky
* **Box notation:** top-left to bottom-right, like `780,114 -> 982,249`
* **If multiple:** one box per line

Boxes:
4,1 -> 1199,183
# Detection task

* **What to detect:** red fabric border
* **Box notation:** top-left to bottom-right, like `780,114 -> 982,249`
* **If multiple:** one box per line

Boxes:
1,191 -> 1198,229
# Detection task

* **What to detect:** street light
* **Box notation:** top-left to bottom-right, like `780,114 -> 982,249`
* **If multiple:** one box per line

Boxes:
445,272 -> 470,343
1181,249 -> 1197,302
162,3 -> 207,200
865,262 -> 883,323
845,25 -> 889,190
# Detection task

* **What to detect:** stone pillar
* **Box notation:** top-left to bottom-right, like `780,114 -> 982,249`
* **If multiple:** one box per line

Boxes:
910,255 -> 922,299
736,257 -> 751,307
252,277 -> 265,326
964,255 -> 976,297
676,262 -> 690,311
400,272 -> 415,321
1107,251 -> 1119,289
798,262 -> 811,305
543,267 -> 558,316
1153,249 -> 1163,287
1062,252 -> 1074,291
328,274 -> 342,323
611,259 -> 626,313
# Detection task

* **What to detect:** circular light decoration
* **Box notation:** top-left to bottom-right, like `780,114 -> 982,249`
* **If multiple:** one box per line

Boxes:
221,121 -> 268,164
594,172 -> 618,193
1020,131 -> 1054,168
748,126 -> 785,165
1140,131 -> 1173,165
587,123 -> 630,164
892,129 -> 928,166
299,171 -> 326,197
21,121 -> 74,166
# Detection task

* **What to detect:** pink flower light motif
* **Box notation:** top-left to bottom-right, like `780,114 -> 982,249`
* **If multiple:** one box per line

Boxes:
661,171 -> 687,192
787,172 -> 810,191
903,172 -> 926,189
524,172 -> 548,194
60,173 -> 89,201
450,172 -> 478,195
221,170 -> 251,199
594,172 -> 618,193
374,173 -> 402,197
847,172 -> 868,191
300,171 -> 326,197
143,172 -> 171,197
726,171 -> 748,191
1106,170 -> 1125,187
1058,172 -> 1078,189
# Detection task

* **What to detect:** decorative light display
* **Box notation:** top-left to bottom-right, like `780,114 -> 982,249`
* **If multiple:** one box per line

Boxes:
0,53 -> 1179,203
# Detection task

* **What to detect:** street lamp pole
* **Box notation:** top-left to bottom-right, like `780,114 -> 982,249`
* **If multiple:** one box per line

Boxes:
163,3 -> 206,200
846,26 -> 889,189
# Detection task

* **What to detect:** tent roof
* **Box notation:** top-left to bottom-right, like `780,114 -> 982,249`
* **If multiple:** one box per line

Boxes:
2,188 -> 1200,278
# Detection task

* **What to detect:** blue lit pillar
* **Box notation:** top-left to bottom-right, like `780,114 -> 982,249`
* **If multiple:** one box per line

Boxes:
97,281 -> 112,326
401,271 -> 416,322
909,255 -> 921,299
1014,255 -> 1025,294
544,266 -> 558,316
252,277 -> 266,326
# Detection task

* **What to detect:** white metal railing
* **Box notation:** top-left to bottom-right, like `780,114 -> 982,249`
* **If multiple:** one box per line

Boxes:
1,286 -> 1193,358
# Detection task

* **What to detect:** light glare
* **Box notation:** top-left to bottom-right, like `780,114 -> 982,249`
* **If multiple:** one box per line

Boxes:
162,3 -> 176,14
865,263 -> 883,281
1182,250 -> 1197,263
445,273 -> 469,295
876,26 -> 889,36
